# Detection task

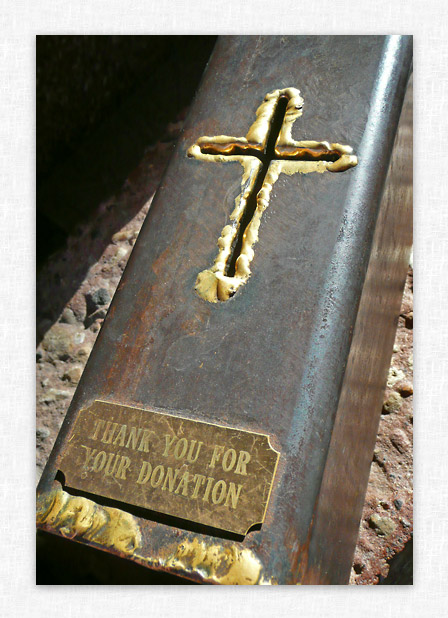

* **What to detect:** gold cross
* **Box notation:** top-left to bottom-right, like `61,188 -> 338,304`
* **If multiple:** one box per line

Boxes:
188,87 -> 358,303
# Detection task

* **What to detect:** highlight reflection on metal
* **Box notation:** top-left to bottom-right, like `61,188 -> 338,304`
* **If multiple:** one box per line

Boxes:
37,486 -> 142,555
58,400 -> 279,536
37,487 -> 273,584
188,87 -> 358,303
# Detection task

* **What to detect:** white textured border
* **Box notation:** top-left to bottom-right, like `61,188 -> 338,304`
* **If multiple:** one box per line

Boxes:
1,1 -> 446,616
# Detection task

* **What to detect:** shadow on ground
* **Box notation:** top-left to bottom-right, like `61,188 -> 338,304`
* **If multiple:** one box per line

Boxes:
37,36 -> 217,333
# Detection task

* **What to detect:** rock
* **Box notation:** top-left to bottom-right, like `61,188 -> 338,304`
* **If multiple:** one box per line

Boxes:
84,288 -> 111,326
62,366 -> 83,384
85,287 -> 110,314
373,449 -> 388,469
382,392 -> 403,414
399,295 -> 413,317
111,245 -> 129,264
112,228 -> 136,242
393,499 -> 403,511
93,308 -> 107,320
59,307 -> 77,325
70,296 -> 87,323
39,388 -> 71,403
36,427 -> 50,440
390,429 -> 411,454
398,382 -> 413,397
387,367 -> 406,388
76,346 -> 91,359
400,517 -> 411,529
73,331 -> 86,345
402,311 -> 413,329
84,307 -> 107,328
91,287 -> 110,307
41,324 -> 74,361
369,513 -> 396,537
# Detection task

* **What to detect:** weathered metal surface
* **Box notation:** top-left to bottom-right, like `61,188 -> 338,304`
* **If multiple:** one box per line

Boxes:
37,35 -> 413,584
58,400 -> 279,535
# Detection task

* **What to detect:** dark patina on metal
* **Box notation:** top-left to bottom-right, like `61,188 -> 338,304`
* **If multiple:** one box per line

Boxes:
37,35 -> 413,584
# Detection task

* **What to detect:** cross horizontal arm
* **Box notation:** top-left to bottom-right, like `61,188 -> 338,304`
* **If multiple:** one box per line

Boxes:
189,136 -> 263,157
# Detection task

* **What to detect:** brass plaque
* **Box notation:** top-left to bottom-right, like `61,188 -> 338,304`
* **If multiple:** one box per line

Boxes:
58,400 -> 279,536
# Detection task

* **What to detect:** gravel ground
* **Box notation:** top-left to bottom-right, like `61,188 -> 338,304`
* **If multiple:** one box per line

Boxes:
36,116 -> 412,584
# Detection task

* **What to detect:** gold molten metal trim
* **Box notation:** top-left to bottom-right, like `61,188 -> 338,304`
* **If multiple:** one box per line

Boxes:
37,487 -> 275,584
188,87 -> 358,303
158,537 -> 272,585
36,486 -> 141,556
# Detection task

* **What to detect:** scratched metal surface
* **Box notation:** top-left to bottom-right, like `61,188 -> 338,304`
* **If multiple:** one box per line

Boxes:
37,35 -> 413,584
